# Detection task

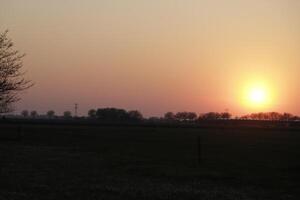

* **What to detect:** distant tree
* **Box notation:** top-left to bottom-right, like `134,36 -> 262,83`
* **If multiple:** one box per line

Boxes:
249,113 -> 261,120
186,112 -> 197,121
21,110 -> 29,117
128,110 -> 143,121
175,112 -> 197,122
258,112 -> 266,120
249,113 -> 256,120
88,109 -> 96,118
174,112 -> 186,121
47,110 -> 55,118
240,112 -> 297,121
30,110 -> 38,118
268,112 -> 281,121
63,111 -> 72,118
0,30 -> 33,113
240,115 -> 249,120
164,112 -> 175,121
240,112 -> 279,120
199,112 -> 221,120
292,116 -> 300,121
281,113 -> 294,121
148,117 -> 161,123
96,108 -> 129,121
220,112 -> 232,119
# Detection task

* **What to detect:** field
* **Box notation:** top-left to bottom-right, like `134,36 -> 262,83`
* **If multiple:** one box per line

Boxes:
1,123 -> 300,199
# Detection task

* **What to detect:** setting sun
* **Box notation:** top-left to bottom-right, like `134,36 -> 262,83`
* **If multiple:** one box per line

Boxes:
249,87 -> 267,105
244,84 -> 271,109
237,79 -> 277,112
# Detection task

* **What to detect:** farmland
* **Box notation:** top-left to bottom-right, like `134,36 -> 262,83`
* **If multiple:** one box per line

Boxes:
1,123 -> 300,199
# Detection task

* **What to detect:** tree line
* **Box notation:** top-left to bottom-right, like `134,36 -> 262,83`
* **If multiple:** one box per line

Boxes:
88,108 -> 143,122
13,108 -> 300,122
240,112 -> 299,121
85,109 -> 298,122
18,110 -> 71,119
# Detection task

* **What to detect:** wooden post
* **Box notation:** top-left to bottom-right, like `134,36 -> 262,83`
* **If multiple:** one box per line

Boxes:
198,136 -> 202,165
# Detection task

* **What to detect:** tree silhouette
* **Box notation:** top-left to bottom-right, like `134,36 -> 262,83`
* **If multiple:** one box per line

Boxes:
96,108 -> 128,121
88,109 -> 96,118
128,110 -> 143,121
175,112 -> 197,122
199,112 -> 221,120
0,30 -> 33,113
63,111 -> 72,118
21,110 -> 29,117
220,112 -> 232,119
281,113 -> 294,121
186,112 -> 197,121
164,112 -> 175,121
47,110 -> 55,118
93,108 -> 144,122
30,110 -> 38,118
240,112 -> 296,121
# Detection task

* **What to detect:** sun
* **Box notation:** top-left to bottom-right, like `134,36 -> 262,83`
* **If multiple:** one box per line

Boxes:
233,73 -> 279,112
237,80 -> 275,111
249,87 -> 267,104
243,84 -> 272,109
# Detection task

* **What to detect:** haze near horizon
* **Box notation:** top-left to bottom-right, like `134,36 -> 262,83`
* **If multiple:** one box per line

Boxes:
1,0 -> 300,116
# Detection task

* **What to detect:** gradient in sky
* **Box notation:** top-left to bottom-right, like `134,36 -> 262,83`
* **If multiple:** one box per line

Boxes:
1,0 -> 300,116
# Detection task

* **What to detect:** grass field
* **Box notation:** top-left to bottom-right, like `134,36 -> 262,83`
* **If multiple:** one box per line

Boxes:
1,124 -> 300,199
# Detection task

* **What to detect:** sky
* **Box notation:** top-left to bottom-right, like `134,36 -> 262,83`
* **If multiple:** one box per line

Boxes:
1,0 -> 300,117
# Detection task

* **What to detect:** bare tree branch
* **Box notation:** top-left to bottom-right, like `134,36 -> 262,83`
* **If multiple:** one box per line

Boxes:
0,30 -> 33,113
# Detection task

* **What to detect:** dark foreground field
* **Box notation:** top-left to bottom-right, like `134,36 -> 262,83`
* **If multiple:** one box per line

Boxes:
1,124 -> 300,199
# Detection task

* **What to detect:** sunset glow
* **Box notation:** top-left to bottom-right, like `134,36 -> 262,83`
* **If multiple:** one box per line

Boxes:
2,1 -> 300,198
238,79 -> 276,112
1,0 -> 300,116
248,87 -> 267,106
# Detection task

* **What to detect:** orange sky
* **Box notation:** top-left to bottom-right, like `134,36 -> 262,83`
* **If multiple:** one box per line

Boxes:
1,0 -> 300,116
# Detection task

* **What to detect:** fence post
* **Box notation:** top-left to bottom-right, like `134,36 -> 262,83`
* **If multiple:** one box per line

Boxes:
198,136 -> 202,165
